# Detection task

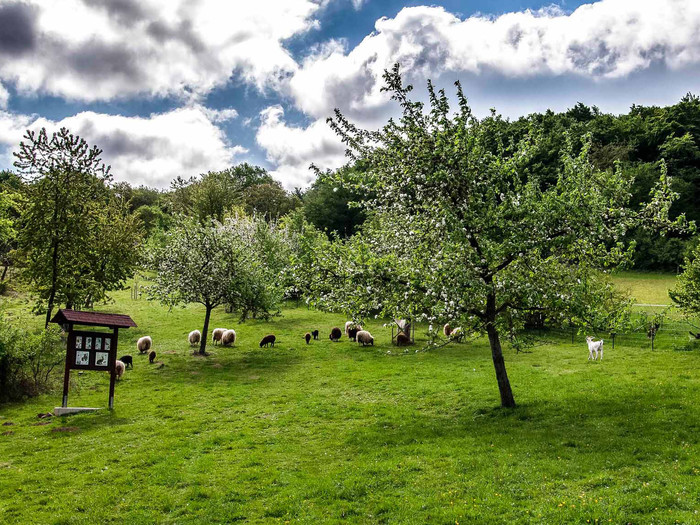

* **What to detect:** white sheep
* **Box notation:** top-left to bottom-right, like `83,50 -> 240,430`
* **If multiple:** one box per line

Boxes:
443,323 -> 452,337
136,336 -> 152,354
221,329 -> 236,347
188,330 -> 201,346
115,360 -> 126,379
450,327 -> 464,342
212,328 -> 226,345
586,336 -> 604,361
356,330 -> 374,346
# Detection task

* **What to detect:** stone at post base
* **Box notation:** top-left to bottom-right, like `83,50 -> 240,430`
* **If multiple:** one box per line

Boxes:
54,407 -> 101,416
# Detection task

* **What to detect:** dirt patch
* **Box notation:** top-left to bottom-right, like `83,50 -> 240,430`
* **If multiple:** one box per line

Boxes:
2,431 -> 14,436
163,350 -> 178,354
2,421 -> 13,426
33,421 -> 52,426
51,426 -> 79,433
191,371 -> 200,376
212,363 -> 223,369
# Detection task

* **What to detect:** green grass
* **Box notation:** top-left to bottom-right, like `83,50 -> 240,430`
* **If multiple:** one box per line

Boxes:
610,271 -> 679,305
1,281 -> 699,524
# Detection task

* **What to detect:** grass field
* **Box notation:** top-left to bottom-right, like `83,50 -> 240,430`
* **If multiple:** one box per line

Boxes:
1,275 -> 699,524
610,271 -> 678,305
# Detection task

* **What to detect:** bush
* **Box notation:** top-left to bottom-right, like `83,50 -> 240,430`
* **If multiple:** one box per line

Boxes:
0,316 -> 64,402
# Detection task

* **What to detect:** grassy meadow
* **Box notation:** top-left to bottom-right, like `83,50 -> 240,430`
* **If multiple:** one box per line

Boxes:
0,274 -> 699,524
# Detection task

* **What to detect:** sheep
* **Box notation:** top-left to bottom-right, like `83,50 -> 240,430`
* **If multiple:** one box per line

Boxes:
148,350 -> 156,364
305,333 -> 311,344
260,334 -> 276,348
395,333 -> 411,346
443,323 -> 452,337
114,360 -> 126,379
188,330 -> 201,346
344,321 -> 354,338
345,321 -> 362,339
221,329 -> 236,347
348,327 -> 359,341
329,327 -> 342,341
311,330 -> 319,340
137,336 -> 152,354
212,328 -> 226,345
356,330 -> 374,346
586,336 -> 604,361
119,355 -> 133,369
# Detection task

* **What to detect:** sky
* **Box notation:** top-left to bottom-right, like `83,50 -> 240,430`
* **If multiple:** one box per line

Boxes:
1,0 -> 699,190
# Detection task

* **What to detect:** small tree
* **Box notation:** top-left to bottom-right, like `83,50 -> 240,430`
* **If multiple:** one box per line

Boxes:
670,243 -> 700,316
149,217 -> 248,355
321,65 -> 686,407
14,127 -> 143,327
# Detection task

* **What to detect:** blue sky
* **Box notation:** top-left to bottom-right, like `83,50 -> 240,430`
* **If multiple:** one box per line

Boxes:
0,0 -> 698,188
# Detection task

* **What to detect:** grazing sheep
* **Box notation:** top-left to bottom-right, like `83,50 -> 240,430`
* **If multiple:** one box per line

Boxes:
345,321 -> 362,339
356,330 -> 374,346
221,329 -> 236,347
305,333 -> 311,344
329,327 -> 342,341
443,324 -> 452,337
344,321 -> 354,338
148,350 -> 156,364
311,330 -> 319,340
395,333 -> 411,346
586,336 -> 604,361
119,355 -> 133,369
137,336 -> 152,354
260,334 -> 276,348
348,327 -> 359,341
212,328 -> 226,345
188,330 -> 201,346
115,360 -> 126,379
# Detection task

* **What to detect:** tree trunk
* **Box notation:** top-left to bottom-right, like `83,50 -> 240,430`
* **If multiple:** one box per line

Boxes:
44,238 -> 61,329
199,305 -> 212,355
1,263 -> 7,282
485,291 -> 516,408
486,323 -> 516,407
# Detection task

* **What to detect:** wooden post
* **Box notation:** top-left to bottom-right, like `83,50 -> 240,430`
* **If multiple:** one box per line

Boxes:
108,327 -> 119,410
61,324 -> 73,407
611,332 -> 616,350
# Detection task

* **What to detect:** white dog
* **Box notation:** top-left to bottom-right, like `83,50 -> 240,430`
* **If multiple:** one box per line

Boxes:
586,336 -> 604,361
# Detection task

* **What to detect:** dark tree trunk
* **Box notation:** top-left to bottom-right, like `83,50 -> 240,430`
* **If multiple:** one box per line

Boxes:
485,292 -> 516,408
199,305 -> 212,355
44,237 -> 61,329
1,263 -> 7,282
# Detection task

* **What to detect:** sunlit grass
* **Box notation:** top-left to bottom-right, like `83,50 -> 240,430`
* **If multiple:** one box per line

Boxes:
0,278 -> 698,524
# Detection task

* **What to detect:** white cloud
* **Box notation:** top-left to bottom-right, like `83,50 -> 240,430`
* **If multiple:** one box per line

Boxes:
286,1 -> 700,121
0,83 -> 8,109
0,0 -> 326,101
0,105 -> 247,188
256,105 -> 346,189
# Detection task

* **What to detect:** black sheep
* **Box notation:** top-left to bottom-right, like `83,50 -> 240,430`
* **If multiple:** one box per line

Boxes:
148,350 -> 156,364
305,333 -> 311,344
119,355 -> 133,369
329,327 -> 342,341
260,334 -> 276,348
311,330 -> 319,340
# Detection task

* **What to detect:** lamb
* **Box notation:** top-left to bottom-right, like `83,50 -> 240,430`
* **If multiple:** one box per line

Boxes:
356,330 -> 374,346
311,330 -> 319,340
188,330 -> 201,346
305,333 -> 311,344
260,334 -> 276,348
395,333 -> 411,346
586,336 -> 604,361
114,360 -> 126,379
119,355 -> 133,369
329,327 -> 342,341
137,336 -> 152,354
443,323 -> 452,337
212,328 -> 226,345
221,329 -> 236,347
149,350 -> 156,364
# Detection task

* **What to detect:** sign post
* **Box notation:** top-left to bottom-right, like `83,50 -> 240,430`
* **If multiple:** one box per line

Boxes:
50,309 -> 136,415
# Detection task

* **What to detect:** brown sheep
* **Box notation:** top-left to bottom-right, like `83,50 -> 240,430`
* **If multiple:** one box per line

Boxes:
260,334 -> 276,348
148,350 -> 156,363
305,333 -> 311,344
329,327 -> 342,341
114,360 -> 126,379
443,323 -> 452,337
395,333 -> 411,346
